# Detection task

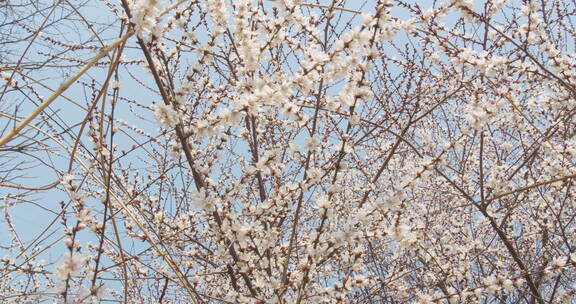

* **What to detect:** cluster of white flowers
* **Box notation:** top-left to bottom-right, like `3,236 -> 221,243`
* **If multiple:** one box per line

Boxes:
453,0 -> 475,20
54,252 -> 86,280
0,71 -> 17,88
191,188 -> 216,210
205,0 -> 228,28
131,0 -> 165,39
152,103 -> 179,128
454,47 -> 507,76
463,96 -> 505,131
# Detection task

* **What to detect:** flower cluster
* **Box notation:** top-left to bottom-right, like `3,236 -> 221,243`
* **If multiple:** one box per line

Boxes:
131,0 -> 165,40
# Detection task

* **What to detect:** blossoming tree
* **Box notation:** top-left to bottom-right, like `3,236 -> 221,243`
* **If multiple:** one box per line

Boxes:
1,0 -> 576,303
